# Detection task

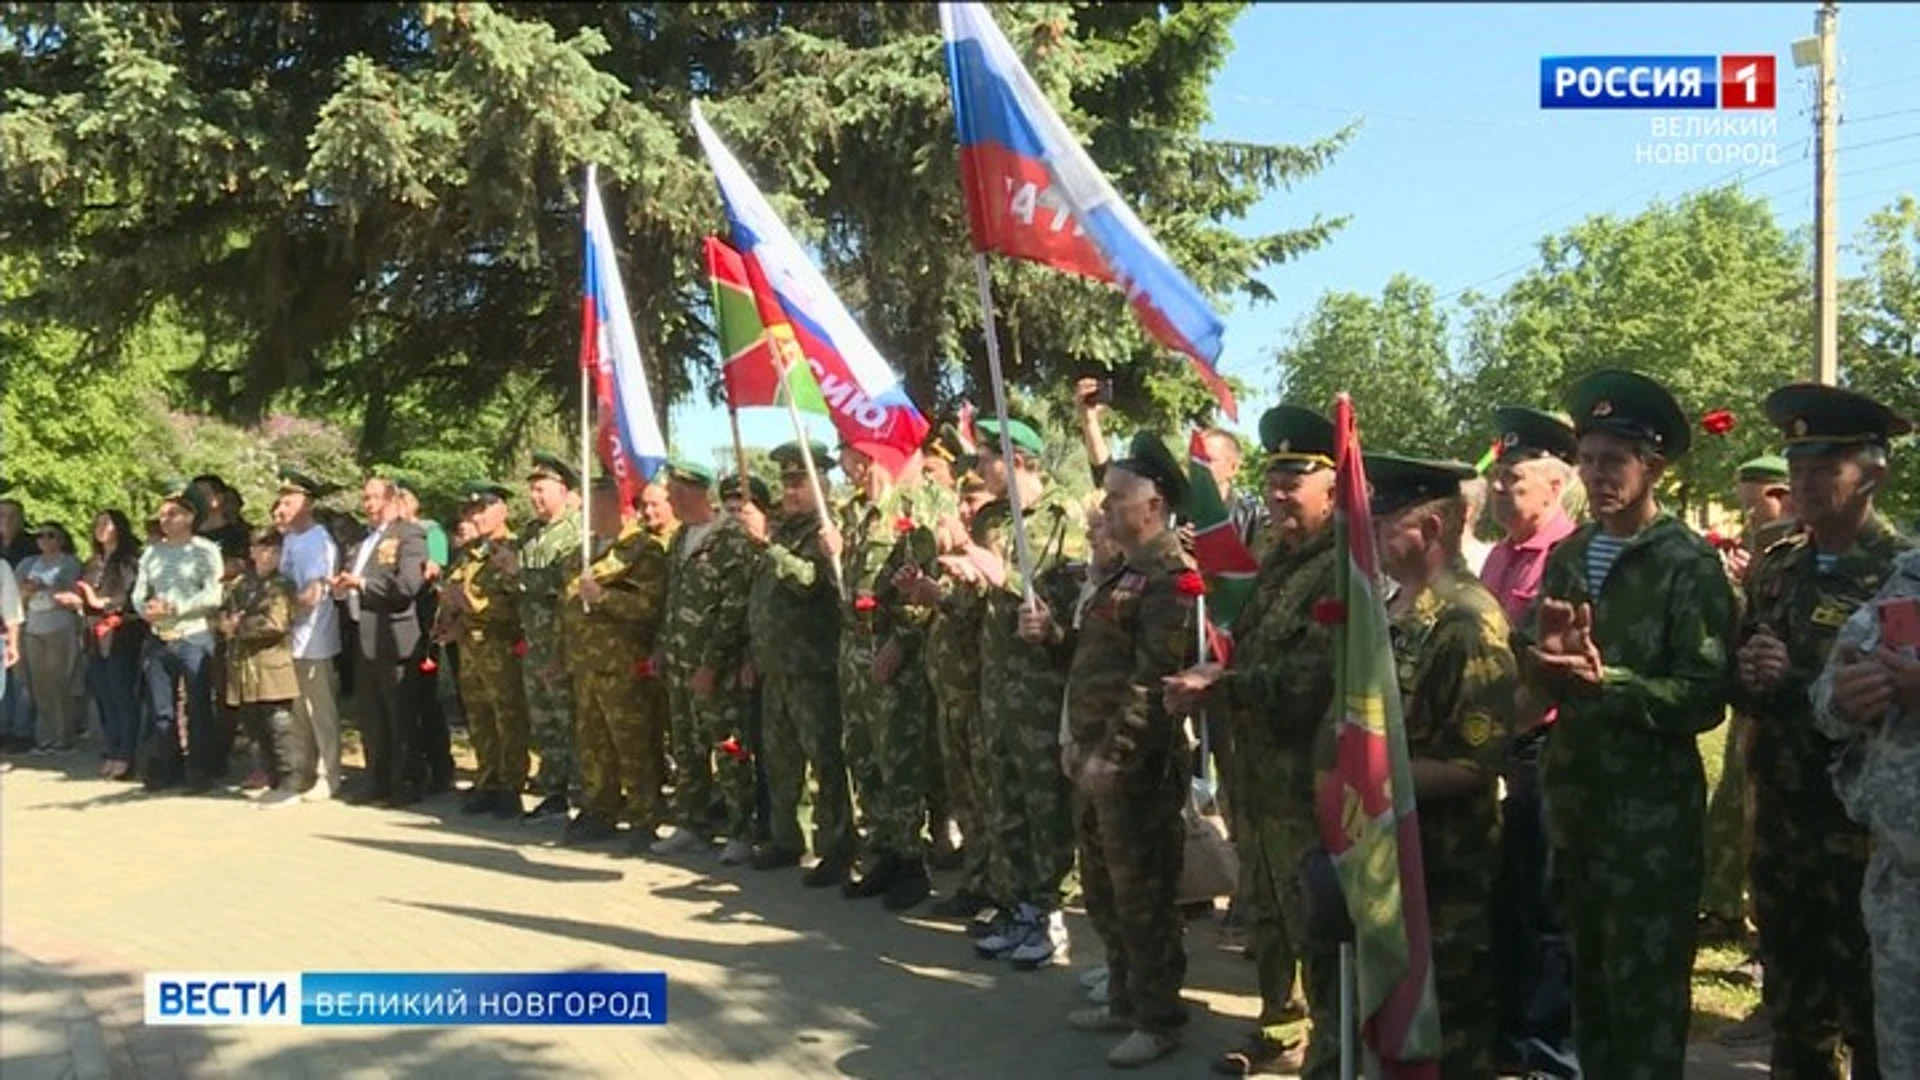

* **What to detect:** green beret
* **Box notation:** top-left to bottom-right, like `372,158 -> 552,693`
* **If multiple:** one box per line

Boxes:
664,458 -> 714,488
1736,454 -> 1790,483
392,475 -> 419,496
1492,406 -> 1579,465
1365,454 -> 1478,517
158,480 -> 205,520
976,417 -> 1045,457
1112,431 -> 1189,509
527,452 -> 580,489
459,480 -> 514,506
771,441 -> 835,475
1258,405 -> 1336,472
1763,383 -> 1914,459
276,468 -> 330,499
719,473 -> 773,510
1566,368 -> 1692,460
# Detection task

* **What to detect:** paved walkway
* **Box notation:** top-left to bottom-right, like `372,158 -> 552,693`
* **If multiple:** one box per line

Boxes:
1,751 -> 1765,1078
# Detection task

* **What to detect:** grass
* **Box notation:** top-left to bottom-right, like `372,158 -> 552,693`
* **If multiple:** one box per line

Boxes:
1688,717 -> 1762,1041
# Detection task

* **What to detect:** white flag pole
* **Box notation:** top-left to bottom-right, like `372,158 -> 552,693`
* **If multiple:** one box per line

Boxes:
971,253 -> 1036,609
579,164 -> 597,614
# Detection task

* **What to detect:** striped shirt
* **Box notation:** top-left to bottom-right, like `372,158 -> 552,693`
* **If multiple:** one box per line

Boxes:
1586,533 -> 1630,596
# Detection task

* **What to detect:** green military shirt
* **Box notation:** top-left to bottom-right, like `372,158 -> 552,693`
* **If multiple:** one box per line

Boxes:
1065,527 -> 1198,774
747,510 -> 839,678
660,515 -> 759,678
1736,513 -> 1913,810
561,521 -> 670,676
516,507 -> 584,626
445,533 -> 523,641
838,485 -> 930,642
971,486 -> 1088,682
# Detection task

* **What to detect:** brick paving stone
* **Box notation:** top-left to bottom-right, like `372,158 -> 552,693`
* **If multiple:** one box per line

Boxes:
2,752 -> 1766,1078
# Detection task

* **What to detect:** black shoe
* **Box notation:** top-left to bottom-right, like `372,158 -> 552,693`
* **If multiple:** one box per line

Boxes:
842,855 -> 900,899
1212,1034 -> 1301,1076
425,770 -> 455,797
882,871 -> 931,912
929,843 -> 965,873
344,785 -> 390,807
751,846 -> 802,871
522,793 -> 569,822
380,785 -> 422,809
563,813 -> 619,846
461,790 -> 500,815
929,889 -> 990,920
802,855 -> 849,888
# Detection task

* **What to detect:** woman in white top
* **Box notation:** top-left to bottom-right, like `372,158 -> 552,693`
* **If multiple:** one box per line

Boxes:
15,522 -> 84,751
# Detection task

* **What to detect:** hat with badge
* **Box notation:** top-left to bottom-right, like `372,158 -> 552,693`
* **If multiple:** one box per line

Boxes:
719,473 -> 772,511
526,452 -> 580,490
1763,382 -> 1914,459
1365,454 -> 1479,517
1258,405 -> 1337,473
276,468 -> 334,500
1566,368 -> 1693,460
1736,453 -> 1791,484
157,479 -> 206,520
664,458 -> 714,488
459,480 -> 514,508
1111,431 -> 1189,509
1491,406 -> 1579,465
772,440 -> 835,477
976,416 -> 1045,458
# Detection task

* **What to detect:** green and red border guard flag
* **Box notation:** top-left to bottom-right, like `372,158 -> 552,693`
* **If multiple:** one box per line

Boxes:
1316,393 -> 1442,1076
1184,430 -> 1257,628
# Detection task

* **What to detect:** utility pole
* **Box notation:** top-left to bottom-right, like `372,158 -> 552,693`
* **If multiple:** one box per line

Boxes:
1814,0 -> 1840,384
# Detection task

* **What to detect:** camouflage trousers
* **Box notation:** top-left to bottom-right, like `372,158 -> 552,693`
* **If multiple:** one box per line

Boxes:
761,668 -> 855,864
1752,798 -> 1878,1078
457,630 -> 529,794
983,678 -> 1074,909
665,673 -> 754,839
1552,807 -> 1703,1080
933,677 -> 991,895
1078,760 -> 1189,1037
571,662 -> 667,827
1700,713 -> 1753,923
1865,855 -> 1920,1079
839,632 -> 929,864
1242,799 -> 1340,1074
518,620 -> 574,797
1427,851 -> 1499,1079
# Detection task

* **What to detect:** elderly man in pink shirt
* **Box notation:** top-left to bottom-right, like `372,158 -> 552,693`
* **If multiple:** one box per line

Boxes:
1480,405 -> 1583,1078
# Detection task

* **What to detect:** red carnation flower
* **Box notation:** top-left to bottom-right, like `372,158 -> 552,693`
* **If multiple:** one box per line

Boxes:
894,515 -> 916,536
1701,409 -> 1736,436
633,657 -> 657,679
718,736 -> 748,762
853,594 -> 879,613
1311,598 -> 1348,626
512,639 -> 529,659
419,655 -> 439,675
1173,570 -> 1207,598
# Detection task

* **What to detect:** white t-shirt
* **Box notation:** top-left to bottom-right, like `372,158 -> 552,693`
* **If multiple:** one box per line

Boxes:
280,523 -> 340,660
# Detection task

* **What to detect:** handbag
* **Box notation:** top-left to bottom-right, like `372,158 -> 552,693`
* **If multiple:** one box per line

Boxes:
1176,716 -> 1240,906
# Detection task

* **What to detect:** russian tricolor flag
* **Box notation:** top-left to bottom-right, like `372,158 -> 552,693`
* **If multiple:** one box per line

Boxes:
691,102 -> 930,478
581,165 -> 668,503
940,2 -> 1236,421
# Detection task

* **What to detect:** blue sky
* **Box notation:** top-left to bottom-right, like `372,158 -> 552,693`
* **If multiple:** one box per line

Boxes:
671,2 -> 1920,467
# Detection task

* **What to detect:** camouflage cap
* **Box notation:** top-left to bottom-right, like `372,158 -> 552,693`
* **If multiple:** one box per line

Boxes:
1763,383 -> 1914,459
1566,368 -> 1693,460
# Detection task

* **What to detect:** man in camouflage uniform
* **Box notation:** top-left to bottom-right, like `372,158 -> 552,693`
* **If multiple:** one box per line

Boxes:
434,482 -> 530,820
747,442 -> 856,883
1367,454 -> 1518,1077
916,427 -> 966,873
1815,534 -> 1920,1079
1059,432 -> 1197,1070
560,476 -> 671,846
1701,453 -> 1797,946
720,472 -> 774,846
638,478 -> 678,810
1166,405 -> 1344,1077
821,440 -> 936,909
515,453 -> 583,822
946,417 -> 1086,968
1734,385 -> 1911,1077
651,461 -> 760,863
1519,369 -> 1736,1079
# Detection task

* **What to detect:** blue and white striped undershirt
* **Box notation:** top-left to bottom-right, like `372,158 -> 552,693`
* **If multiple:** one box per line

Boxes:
1815,553 -> 1838,574
1586,534 -> 1630,595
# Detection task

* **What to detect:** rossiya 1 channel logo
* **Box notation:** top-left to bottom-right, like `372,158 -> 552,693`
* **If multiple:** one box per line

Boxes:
1539,55 -> 1777,110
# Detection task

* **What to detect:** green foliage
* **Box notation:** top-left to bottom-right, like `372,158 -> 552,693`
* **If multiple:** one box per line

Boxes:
1841,195 -> 1920,521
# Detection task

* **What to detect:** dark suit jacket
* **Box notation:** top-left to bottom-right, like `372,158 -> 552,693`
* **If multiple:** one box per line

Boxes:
353,521 -> 428,663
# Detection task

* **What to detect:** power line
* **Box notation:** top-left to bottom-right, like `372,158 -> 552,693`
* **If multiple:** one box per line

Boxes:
1850,71 -> 1920,95
1844,107 -> 1920,127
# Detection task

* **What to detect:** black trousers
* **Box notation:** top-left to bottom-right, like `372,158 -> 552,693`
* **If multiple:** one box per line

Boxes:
1493,730 -> 1579,1076
413,652 -> 453,787
354,650 -> 420,794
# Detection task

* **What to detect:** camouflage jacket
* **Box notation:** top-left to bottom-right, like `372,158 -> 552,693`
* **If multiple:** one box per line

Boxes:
515,507 -> 584,633
1737,513 -> 1913,808
747,510 -> 839,678
1065,528 -> 1198,776
838,485 -> 936,646
443,534 -> 523,642
971,486 -> 1089,703
661,514 -> 759,678
1219,523 -> 1341,747
1392,564 -> 1516,900
1520,514 -> 1735,833
1812,548 -> 1920,874
561,522 -> 670,676
221,571 -> 296,706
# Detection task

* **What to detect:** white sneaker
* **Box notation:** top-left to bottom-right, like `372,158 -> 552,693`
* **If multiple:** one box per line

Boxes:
257,790 -> 301,811
1078,965 -> 1110,989
649,826 -> 705,855
717,838 -> 753,865
1066,1007 -> 1131,1033
1107,1029 -> 1179,1068
974,903 -> 1038,959
1086,975 -> 1111,1005
1009,908 -> 1069,970
303,779 -> 332,803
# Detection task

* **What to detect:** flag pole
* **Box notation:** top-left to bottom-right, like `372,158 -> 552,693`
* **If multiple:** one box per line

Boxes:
779,381 -> 847,602
726,405 -> 754,504
971,253 -> 1036,608
579,164 -> 597,614
1339,942 -> 1356,1080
